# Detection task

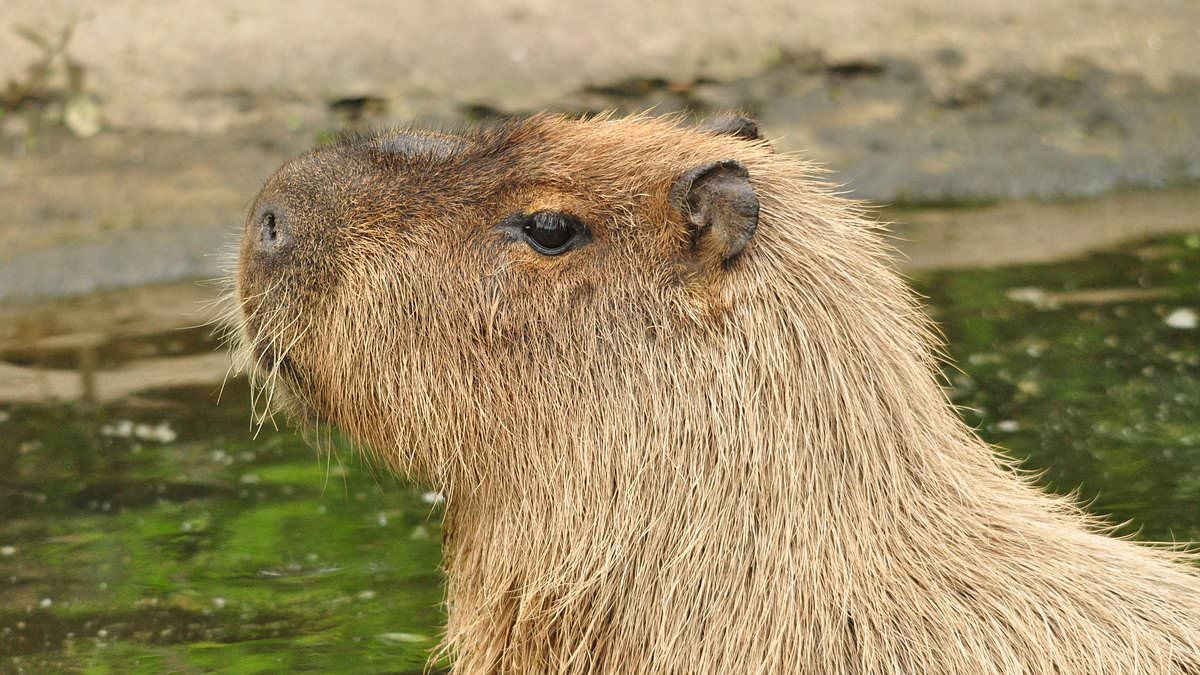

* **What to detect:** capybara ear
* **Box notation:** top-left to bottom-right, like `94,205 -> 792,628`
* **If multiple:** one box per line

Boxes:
697,114 -> 762,142
669,160 -> 759,263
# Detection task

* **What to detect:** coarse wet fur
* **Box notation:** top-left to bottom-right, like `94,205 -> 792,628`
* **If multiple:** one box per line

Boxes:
231,113 -> 1200,674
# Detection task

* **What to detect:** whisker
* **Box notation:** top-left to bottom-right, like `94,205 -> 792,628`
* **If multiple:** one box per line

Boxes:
249,306 -> 311,433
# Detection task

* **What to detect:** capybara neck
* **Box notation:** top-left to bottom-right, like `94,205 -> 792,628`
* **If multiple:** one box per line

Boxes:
438,170 -> 1199,673
236,114 -> 1200,674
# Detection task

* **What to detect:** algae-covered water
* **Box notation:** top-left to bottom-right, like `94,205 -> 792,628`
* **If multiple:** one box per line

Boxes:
2,234 -> 1199,673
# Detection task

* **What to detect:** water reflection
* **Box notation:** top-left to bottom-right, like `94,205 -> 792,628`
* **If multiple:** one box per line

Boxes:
1,233 -> 1198,671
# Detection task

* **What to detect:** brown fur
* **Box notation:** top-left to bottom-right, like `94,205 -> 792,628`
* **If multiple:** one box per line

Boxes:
231,113 -> 1200,674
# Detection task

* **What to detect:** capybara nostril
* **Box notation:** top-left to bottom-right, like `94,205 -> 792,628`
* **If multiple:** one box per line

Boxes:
253,205 -> 289,254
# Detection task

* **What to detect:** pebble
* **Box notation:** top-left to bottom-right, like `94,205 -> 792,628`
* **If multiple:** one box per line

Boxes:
1164,308 -> 1197,330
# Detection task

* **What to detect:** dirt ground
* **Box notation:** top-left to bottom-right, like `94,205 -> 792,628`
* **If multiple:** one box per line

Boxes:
6,0 -> 1199,129
1,0 -> 1199,301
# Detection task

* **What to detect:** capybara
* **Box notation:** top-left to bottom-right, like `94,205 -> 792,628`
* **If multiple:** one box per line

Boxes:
234,114 -> 1200,674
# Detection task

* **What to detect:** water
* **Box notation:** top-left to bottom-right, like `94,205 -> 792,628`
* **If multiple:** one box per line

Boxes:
923,233 -> 1200,542
2,234 -> 1198,673
1,391 -> 446,672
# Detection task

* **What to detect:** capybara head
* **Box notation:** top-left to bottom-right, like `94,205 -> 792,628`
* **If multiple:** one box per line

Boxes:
236,114 -> 804,484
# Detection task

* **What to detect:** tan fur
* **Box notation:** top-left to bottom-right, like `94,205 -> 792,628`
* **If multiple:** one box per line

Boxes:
232,114 -> 1200,674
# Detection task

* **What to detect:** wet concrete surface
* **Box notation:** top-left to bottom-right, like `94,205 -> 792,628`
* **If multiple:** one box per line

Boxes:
0,227 -> 230,302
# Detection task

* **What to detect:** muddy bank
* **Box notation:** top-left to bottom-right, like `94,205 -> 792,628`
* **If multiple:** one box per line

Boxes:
6,0 -> 1198,131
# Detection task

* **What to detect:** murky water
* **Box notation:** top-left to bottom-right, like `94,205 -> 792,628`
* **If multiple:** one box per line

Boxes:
924,233 -> 1200,542
2,234 -> 1198,673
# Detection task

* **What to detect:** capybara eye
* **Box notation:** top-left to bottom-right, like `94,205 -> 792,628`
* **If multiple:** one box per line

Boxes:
502,211 -> 591,256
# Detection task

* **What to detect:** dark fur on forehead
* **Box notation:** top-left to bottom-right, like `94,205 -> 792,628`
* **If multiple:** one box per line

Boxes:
325,121 -> 534,165
325,126 -> 465,158
697,114 -> 762,141
374,132 -> 470,160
